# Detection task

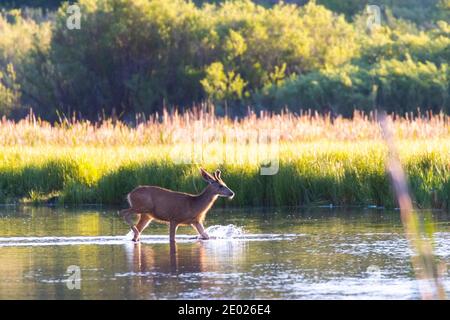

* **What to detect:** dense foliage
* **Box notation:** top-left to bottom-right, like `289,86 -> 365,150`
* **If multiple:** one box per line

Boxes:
0,0 -> 449,119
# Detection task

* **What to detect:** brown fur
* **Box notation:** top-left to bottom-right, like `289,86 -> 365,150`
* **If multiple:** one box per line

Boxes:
120,168 -> 234,242
125,185 -> 218,225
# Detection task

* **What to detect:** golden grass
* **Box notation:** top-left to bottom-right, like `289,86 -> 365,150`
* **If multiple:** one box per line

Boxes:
0,110 -> 448,146
0,110 -> 449,208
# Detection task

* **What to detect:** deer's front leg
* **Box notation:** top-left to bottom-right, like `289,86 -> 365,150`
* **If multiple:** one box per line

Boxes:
192,222 -> 209,240
121,208 -> 140,242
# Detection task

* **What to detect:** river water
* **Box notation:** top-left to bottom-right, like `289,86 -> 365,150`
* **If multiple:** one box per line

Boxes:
0,206 -> 448,299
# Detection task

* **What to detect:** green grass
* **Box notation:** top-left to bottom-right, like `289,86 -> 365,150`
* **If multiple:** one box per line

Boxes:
0,141 -> 449,210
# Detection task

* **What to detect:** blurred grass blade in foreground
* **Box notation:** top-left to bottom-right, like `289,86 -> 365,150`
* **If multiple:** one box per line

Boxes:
379,113 -> 447,300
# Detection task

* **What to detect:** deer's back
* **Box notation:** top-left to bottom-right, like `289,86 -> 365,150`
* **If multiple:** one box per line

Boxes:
128,186 -> 194,222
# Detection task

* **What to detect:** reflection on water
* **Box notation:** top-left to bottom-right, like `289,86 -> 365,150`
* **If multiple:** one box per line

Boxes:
0,206 -> 448,299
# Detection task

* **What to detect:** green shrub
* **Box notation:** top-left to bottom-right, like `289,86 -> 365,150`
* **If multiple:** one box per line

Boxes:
258,58 -> 449,115
0,1 -> 448,118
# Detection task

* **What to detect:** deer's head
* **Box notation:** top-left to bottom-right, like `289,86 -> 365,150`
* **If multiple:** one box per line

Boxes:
200,168 -> 235,199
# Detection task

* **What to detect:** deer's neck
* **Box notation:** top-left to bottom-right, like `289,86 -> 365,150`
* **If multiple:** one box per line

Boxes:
192,185 -> 218,219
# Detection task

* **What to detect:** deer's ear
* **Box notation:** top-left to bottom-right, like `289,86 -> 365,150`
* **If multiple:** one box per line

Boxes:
200,167 -> 215,183
214,169 -> 221,181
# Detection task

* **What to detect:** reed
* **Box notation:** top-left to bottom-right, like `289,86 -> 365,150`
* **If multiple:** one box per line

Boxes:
0,110 -> 448,208
1,110 -> 449,146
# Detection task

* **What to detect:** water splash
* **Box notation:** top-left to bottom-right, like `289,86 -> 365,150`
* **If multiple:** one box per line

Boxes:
205,224 -> 244,239
0,228 -> 302,247
125,230 -> 135,241
124,224 -> 244,241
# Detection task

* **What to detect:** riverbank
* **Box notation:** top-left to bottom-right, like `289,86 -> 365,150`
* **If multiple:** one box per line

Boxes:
0,140 -> 448,209
1,111 -> 449,209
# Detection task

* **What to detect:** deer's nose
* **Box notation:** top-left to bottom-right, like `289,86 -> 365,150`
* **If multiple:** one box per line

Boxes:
228,191 -> 235,199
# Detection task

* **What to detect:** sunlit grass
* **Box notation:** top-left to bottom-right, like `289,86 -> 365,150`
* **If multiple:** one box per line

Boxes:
0,111 -> 449,208
1,110 -> 449,146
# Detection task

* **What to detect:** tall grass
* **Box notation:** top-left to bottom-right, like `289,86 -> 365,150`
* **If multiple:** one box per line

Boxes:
1,110 -> 449,146
0,110 -> 449,209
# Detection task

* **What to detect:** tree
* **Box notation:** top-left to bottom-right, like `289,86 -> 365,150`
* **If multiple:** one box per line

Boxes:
0,64 -> 20,117
201,62 -> 247,115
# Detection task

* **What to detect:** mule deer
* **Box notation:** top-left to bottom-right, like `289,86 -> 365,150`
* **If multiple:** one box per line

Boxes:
120,168 -> 235,242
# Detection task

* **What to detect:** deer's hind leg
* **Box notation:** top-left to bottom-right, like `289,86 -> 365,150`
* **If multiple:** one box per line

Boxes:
169,221 -> 179,243
134,214 -> 153,241
120,208 -> 140,242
